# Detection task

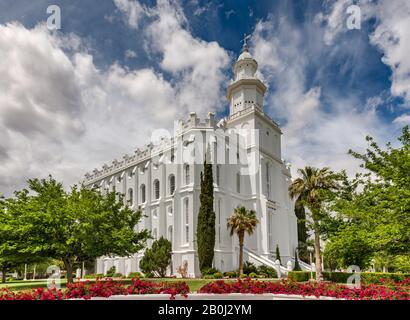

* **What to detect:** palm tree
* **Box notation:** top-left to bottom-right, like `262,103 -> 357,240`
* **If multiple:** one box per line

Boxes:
288,166 -> 338,282
227,206 -> 259,275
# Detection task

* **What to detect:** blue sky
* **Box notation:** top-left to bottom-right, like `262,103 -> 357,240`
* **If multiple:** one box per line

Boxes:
0,0 -> 409,195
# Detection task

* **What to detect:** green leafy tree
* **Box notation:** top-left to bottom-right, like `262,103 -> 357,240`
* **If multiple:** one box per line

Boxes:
196,159 -> 216,273
288,167 -> 339,282
275,245 -> 281,264
227,206 -> 259,275
1,176 -> 150,283
139,237 -> 172,277
328,126 -> 410,271
294,250 -> 302,271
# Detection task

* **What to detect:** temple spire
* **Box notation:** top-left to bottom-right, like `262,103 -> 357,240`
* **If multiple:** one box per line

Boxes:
241,33 -> 251,52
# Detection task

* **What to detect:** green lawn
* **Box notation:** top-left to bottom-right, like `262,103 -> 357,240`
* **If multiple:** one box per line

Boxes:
0,278 -> 214,293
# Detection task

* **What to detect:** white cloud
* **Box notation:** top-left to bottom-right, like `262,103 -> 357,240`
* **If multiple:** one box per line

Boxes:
393,114 -> 410,125
113,0 -> 146,29
0,0 -> 231,196
142,0 -> 230,115
369,0 -> 410,106
125,49 -> 137,59
251,16 -> 387,176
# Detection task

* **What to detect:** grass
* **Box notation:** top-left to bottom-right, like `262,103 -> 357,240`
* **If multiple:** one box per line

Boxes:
0,278 -> 215,293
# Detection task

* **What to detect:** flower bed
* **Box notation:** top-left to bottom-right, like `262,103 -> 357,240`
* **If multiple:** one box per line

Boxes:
0,278 -> 189,300
198,278 -> 410,300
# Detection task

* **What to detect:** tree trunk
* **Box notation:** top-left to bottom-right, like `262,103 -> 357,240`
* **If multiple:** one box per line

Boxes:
313,222 -> 322,282
63,258 -> 74,283
238,233 -> 244,276
1,267 -> 6,283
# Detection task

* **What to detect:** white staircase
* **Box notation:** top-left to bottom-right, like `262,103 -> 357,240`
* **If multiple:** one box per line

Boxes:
239,247 -> 314,277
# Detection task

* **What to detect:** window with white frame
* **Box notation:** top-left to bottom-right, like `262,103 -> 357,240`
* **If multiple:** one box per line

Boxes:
128,188 -> 133,206
153,179 -> 160,199
168,226 -> 173,242
169,174 -> 175,195
184,198 -> 189,243
140,184 -> 146,203
184,164 -> 190,185
167,205 -> 173,216
266,162 -> 271,199
216,165 -> 221,185
218,199 -> 222,244
236,172 -> 240,193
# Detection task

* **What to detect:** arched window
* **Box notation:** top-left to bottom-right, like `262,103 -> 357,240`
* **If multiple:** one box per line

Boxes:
167,205 -> 173,216
169,174 -> 175,195
140,184 -> 146,203
152,208 -> 158,218
153,179 -> 160,199
184,198 -> 189,243
184,164 -> 190,185
128,188 -> 133,206
236,172 -> 241,193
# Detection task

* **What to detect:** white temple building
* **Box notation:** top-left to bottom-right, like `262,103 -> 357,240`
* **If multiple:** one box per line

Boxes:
83,44 -> 298,277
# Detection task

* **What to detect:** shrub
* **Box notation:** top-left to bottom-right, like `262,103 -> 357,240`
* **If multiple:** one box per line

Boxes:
203,274 -> 215,279
287,271 -> 410,284
113,273 -> 123,278
242,262 -> 258,275
257,265 -> 277,278
140,237 -> 172,277
213,272 -> 223,279
223,271 -> 237,278
105,266 -> 116,277
239,273 -> 248,279
294,250 -> 302,271
249,272 -> 258,278
198,278 -> 410,300
127,272 -> 143,279
202,267 -> 220,276
84,273 -> 104,279
288,271 -> 311,282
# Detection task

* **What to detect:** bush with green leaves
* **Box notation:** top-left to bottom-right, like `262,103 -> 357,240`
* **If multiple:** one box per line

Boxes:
127,272 -> 143,278
257,265 -> 277,278
288,271 -> 410,284
223,271 -> 237,278
242,261 -> 258,275
249,272 -> 258,278
113,273 -> 123,278
139,237 -> 172,278
105,266 -> 116,277
201,267 -> 220,276
84,273 -> 104,279
203,274 -> 215,279
213,272 -> 223,279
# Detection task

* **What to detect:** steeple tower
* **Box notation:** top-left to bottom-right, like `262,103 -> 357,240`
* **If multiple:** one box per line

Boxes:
227,39 -> 267,116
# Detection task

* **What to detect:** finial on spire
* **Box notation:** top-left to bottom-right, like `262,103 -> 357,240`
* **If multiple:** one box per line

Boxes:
241,33 -> 251,52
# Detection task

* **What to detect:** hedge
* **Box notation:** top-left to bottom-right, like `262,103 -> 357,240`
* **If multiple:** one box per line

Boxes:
288,271 -> 410,284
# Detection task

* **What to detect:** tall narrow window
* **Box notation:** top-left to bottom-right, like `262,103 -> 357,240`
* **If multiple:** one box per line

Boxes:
169,174 -> 175,195
184,198 -> 189,243
128,188 -> 133,206
266,162 -> 271,199
236,172 -> 241,193
184,164 -> 190,185
216,165 -> 221,185
140,184 -> 146,203
168,226 -> 173,242
153,179 -> 160,199
218,199 -> 222,244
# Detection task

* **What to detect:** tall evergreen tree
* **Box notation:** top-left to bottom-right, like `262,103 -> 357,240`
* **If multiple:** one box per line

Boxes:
197,159 -> 216,273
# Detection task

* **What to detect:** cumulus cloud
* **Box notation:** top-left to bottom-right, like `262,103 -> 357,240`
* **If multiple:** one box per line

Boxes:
113,0 -> 146,29
251,15 -> 387,176
0,0 -> 231,196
